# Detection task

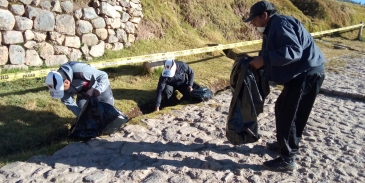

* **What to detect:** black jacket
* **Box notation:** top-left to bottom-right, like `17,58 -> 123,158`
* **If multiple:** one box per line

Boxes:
226,55 -> 270,145
155,61 -> 194,107
261,14 -> 325,84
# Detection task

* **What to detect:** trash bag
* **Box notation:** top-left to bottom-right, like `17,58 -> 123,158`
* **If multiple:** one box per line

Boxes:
69,96 -> 125,139
189,85 -> 213,102
226,55 -> 270,145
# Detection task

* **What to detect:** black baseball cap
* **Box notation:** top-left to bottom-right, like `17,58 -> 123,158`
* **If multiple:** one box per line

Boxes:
244,1 -> 276,22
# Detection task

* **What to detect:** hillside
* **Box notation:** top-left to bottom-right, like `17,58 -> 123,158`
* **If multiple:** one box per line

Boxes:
134,0 -> 365,47
91,0 -> 365,65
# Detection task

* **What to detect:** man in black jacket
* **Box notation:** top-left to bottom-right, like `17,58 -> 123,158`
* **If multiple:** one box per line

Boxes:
244,1 -> 325,171
155,59 -> 194,111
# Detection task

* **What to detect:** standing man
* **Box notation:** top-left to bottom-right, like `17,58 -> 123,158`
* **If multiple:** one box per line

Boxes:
45,61 -> 123,118
155,59 -> 195,111
244,1 -> 325,171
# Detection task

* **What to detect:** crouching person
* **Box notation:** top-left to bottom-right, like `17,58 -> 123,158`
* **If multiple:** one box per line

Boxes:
45,61 -> 125,120
155,59 -> 197,111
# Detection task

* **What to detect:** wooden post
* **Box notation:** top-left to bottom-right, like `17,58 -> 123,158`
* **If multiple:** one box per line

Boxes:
143,60 -> 165,73
358,21 -> 364,40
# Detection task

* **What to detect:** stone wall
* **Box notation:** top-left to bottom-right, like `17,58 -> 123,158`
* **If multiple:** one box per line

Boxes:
0,0 -> 143,71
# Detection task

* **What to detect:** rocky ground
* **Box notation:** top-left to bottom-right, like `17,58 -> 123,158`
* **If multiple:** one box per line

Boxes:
1,55 -> 365,183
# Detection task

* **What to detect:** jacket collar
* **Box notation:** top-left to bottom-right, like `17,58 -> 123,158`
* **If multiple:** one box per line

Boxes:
263,13 -> 278,35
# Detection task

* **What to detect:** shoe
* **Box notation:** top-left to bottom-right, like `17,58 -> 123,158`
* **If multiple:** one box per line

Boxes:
263,157 -> 297,172
266,142 -> 280,152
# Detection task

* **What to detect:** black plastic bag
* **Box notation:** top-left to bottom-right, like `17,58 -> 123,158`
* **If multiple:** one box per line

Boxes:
226,55 -> 270,145
189,85 -> 213,102
69,96 -> 122,139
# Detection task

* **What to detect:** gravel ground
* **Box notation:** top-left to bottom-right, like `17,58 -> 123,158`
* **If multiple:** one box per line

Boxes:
1,55 -> 365,183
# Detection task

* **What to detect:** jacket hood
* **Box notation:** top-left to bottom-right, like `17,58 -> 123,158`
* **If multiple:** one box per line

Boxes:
58,64 -> 73,82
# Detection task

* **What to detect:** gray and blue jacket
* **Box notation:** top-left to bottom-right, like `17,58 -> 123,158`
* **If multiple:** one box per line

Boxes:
58,62 -> 111,116
261,14 -> 325,84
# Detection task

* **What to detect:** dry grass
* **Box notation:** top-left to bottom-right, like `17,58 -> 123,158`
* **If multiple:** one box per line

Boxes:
316,31 -> 365,73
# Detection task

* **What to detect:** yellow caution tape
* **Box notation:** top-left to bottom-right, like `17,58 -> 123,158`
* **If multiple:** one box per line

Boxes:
0,68 -> 58,83
0,23 -> 363,83
310,24 -> 363,37
90,39 -> 263,69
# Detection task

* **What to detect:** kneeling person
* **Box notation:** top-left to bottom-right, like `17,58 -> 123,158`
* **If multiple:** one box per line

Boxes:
45,61 -> 119,118
155,59 -> 195,111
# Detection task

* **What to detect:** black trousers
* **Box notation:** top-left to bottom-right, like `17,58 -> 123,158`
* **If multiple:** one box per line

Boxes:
163,83 -> 200,106
275,72 -> 325,159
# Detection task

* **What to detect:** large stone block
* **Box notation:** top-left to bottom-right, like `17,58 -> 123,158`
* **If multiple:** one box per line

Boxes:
116,28 -> 127,43
91,17 -> 106,29
100,2 -> 120,18
55,14 -> 75,35
49,32 -> 65,45
24,41 -> 37,49
82,7 -> 98,20
125,21 -> 135,34
89,41 -> 105,57
45,55 -> 68,66
64,36 -> 81,48
120,12 -> 130,23
106,35 -> 118,43
0,10 -> 15,31
38,42 -> 54,59
25,50 -> 43,66
80,44 -> 89,56
105,17 -> 121,29
68,48 -> 82,61
9,45 -> 25,65
14,16 -> 33,31
76,20 -> 93,35
24,30 -> 35,41
33,31 -> 47,42
0,0 -> 8,8
2,31 -> 24,44
33,10 -> 55,31
9,4 -> 25,16
93,28 -> 108,40
60,1 -> 73,14
25,6 -> 40,20
82,33 -> 99,46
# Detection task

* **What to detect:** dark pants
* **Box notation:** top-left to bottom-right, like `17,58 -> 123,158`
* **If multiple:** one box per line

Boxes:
163,83 -> 200,106
76,85 -> 115,109
275,72 -> 325,160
